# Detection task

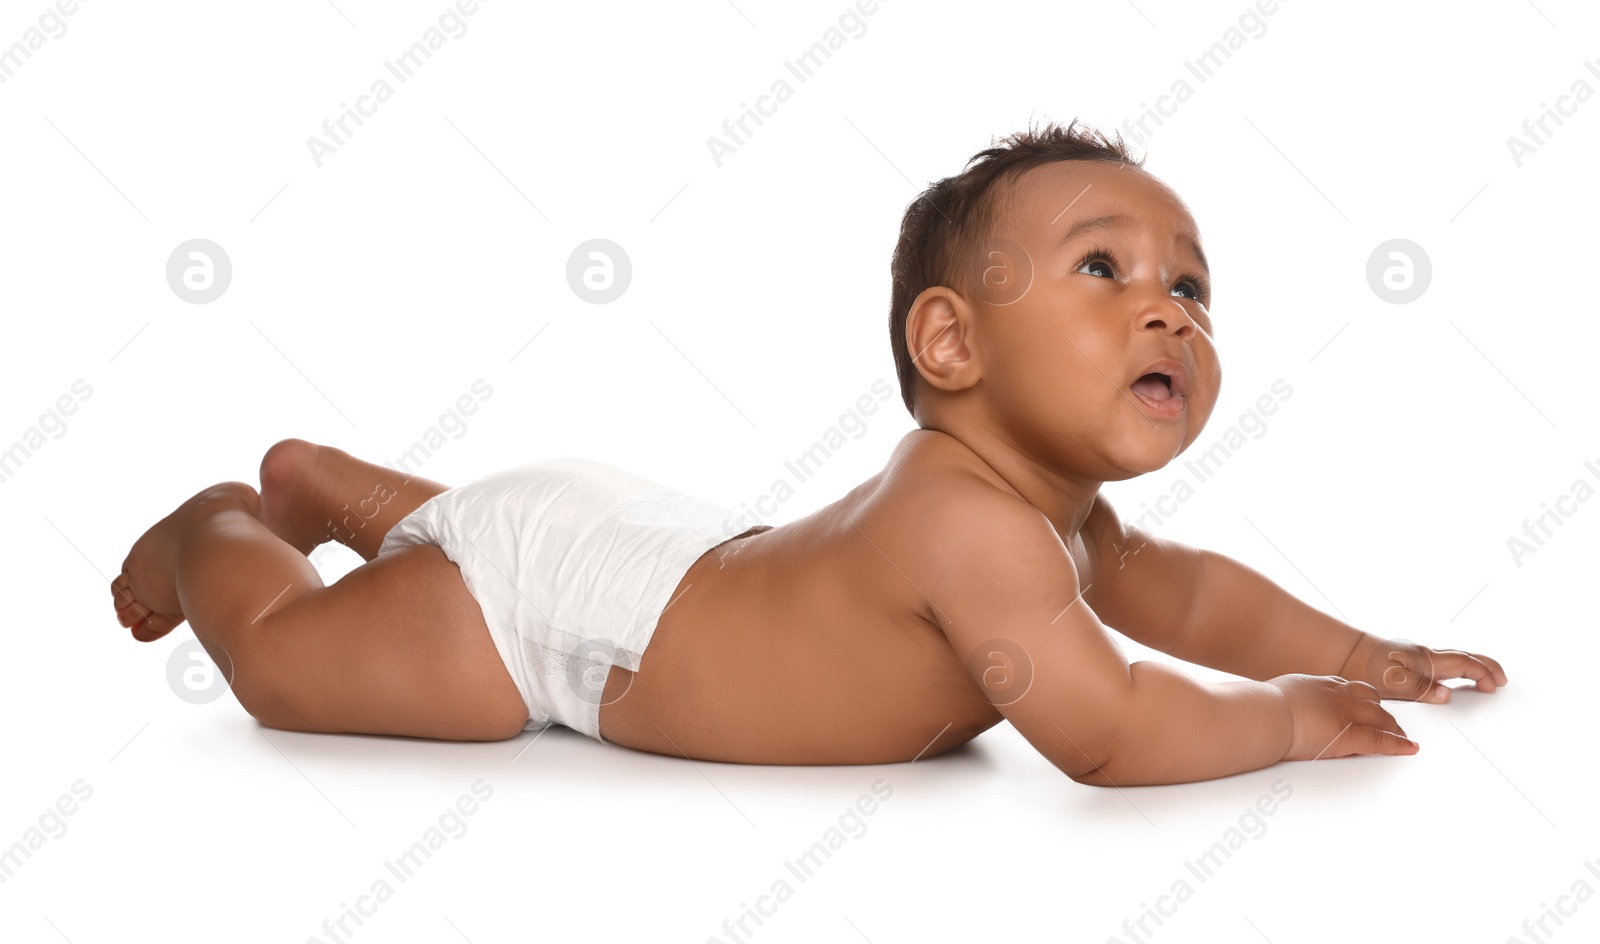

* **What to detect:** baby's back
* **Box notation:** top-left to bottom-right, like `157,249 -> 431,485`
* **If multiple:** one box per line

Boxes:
599,430 -> 1028,764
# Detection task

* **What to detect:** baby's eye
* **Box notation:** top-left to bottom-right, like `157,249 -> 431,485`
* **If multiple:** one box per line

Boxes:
1075,246 -> 1210,305
1077,258 -> 1116,280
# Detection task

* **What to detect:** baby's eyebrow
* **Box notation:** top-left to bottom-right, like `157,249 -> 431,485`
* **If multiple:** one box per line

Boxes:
1057,213 -> 1209,275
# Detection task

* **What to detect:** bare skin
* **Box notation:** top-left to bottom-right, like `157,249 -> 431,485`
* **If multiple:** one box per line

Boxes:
113,160 -> 1508,783
113,443 -> 527,742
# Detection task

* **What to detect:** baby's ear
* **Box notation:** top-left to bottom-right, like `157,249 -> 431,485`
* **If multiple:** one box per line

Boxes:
905,287 -> 981,394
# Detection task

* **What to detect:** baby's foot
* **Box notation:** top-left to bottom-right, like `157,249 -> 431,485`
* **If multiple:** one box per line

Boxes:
112,482 -> 260,642
258,438 -> 407,559
257,438 -> 343,555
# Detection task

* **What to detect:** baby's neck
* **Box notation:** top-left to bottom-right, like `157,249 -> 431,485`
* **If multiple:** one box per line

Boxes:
906,427 -> 1101,538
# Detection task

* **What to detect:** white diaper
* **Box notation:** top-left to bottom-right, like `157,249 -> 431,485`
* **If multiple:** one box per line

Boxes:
376,457 -> 767,743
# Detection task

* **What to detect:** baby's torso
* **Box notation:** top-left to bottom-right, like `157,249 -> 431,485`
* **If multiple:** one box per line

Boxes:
598,431 -> 1097,764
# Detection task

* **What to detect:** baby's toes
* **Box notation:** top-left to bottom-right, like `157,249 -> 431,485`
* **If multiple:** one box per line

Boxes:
116,599 -> 149,630
132,613 -> 182,642
111,574 -> 143,626
111,572 -> 173,638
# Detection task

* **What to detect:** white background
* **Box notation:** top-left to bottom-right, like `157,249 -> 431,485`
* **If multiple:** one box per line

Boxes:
1,1 -> 1594,941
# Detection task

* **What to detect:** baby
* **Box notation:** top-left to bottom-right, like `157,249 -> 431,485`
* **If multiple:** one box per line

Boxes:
112,119 -> 1506,785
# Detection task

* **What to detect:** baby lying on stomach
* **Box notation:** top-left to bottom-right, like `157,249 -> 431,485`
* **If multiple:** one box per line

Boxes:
112,119 -> 1505,785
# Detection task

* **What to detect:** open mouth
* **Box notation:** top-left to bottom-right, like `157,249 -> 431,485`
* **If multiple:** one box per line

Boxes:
1129,360 -> 1187,416
1131,372 -> 1175,403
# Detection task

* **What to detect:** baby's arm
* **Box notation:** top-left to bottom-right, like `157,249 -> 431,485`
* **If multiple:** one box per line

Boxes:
1082,497 -> 1507,700
925,492 -> 1415,786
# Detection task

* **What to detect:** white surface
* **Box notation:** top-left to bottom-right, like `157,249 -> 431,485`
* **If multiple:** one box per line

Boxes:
0,1 -> 1592,941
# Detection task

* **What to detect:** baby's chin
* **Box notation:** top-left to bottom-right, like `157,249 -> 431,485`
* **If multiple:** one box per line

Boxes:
1091,430 -> 1200,480
1095,459 -> 1178,484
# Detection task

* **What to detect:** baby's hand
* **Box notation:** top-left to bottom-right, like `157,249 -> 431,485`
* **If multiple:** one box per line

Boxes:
1268,674 -> 1419,761
1339,634 -> 1508,703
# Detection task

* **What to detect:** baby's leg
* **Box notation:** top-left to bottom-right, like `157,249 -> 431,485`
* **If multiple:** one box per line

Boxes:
256,438 -> 448,561
112,483 -> 527,741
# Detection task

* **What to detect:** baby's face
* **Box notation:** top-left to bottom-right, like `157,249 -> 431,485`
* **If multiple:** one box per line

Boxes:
969,160 -> 1221,480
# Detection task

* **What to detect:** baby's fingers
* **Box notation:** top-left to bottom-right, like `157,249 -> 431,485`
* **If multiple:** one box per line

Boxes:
1354,696 -> 1409,741
1410,649 -> 1503,695
1318,693 -> 1417,757
1338,725 -> 1420,757
1456,649 -> 1509,688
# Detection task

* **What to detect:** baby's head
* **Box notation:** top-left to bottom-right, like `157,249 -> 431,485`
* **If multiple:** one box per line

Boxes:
888,119 -> 1220,481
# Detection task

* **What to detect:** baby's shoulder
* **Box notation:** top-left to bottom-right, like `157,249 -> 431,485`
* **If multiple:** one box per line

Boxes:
876,430 -> 1016,505
869,431 -> 1064,563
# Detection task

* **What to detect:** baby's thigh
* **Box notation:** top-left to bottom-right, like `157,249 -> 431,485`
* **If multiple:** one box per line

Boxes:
243,544 -> 527,741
